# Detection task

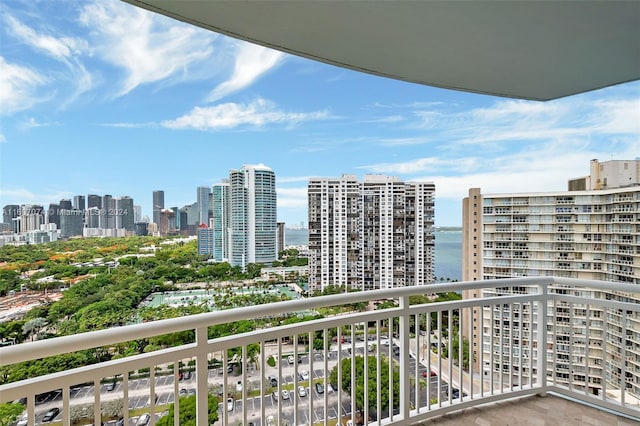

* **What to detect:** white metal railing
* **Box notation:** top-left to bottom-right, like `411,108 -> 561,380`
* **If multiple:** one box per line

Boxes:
2,277 -> 640,425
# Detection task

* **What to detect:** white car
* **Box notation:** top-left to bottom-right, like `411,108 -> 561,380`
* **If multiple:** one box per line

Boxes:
281,389 -> 290,400
287,355 -> 295,364
298,385 -> 307,397
300,370 -> 309,381
236,380 -> 243,392
136,413 -> 150,426
227,397 -> 234,411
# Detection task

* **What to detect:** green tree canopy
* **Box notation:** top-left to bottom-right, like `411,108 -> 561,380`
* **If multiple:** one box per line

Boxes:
329,355 -> 399,412
156,394 -> 219,426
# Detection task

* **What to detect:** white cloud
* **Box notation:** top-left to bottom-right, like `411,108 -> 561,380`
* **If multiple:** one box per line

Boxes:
5,15 -> 87,61
0,133 -> 6,143
378,137 -> 432,146
19,117 -> 60,130
0,56 -> 48,115
277,187 -> 308,208
4,15 -> 93,107
161,98 -> 330,131
360,157 -> 480,175
278,176 -> 314,184
207,42 -> 285,102
78,0 -> 216,97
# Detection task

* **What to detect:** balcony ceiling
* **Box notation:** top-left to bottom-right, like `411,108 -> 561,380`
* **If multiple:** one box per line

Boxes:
124,1 -> 639,101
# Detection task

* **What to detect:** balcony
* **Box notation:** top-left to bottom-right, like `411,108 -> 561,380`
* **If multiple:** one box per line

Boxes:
1,277 -> 639,426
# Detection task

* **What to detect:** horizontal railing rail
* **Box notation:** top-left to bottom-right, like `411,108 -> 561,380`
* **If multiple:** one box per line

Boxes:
2,277 -> 639,426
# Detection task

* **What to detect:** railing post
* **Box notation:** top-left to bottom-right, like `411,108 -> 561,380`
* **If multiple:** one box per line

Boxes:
196,326 -> 208,425
537,281 -> 549,396
399,294 -> 410,420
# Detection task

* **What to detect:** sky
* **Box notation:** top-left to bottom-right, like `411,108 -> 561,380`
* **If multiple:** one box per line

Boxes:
1,0 -> 639,228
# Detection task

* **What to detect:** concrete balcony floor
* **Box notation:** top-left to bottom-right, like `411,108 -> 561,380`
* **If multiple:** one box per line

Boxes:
416,394 -> 636,426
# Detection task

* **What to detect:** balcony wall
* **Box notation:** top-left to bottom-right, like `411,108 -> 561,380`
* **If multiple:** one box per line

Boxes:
1,277 -> 639,425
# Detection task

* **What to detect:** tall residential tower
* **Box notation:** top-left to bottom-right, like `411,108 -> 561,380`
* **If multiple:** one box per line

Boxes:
226,164 -> 277,268
462,159 -> 640,398
308,174 -> 435,292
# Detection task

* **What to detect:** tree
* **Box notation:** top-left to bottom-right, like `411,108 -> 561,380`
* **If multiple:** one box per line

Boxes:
156,394 -> 219,426
22,317 -> 48,340
0,403 -> 24,426
329,355 -> 399,413
102,398 -> 124,419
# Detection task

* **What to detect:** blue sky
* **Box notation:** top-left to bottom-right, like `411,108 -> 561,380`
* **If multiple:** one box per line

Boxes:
1,0 -> 639,228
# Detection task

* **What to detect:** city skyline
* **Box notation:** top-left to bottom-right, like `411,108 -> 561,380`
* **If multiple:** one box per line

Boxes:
1,0 -> 639,228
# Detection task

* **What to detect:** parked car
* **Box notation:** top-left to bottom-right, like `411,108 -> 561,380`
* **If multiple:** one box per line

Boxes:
184,371 -> 191,380
179,388 -> 188,396
42,407 -> 60,422
217,383 -> 224,395
315,382 -> 324,394
106,381 -> 116,391
281,389 -> 290,400
268,375 -> 278,387
287,355 -> 295,364
236,380 -> 243,392
136,413 -> 150,426
298,385 -> 307,397
300,370 -> 310,381
227,397 -> 234,411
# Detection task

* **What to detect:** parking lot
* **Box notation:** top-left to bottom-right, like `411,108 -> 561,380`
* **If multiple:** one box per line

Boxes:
23,339 -> 451,425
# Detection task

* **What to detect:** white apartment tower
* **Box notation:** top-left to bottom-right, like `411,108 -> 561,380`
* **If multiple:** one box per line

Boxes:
308,174 -> 435,292
462,158 -> 640,398
228,164 -> 277,268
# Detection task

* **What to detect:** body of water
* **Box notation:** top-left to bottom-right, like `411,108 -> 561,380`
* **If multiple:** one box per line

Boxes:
285,228 -> 462,282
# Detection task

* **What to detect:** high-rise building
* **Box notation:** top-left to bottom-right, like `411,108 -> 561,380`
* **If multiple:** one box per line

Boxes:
47,203 -> 61,229
85,207 -> 101,228
60,209 -> 84,238
134,222 -> 148,236
2,205 -> 20,233
462,158 -> 640,399
19,205 -> 45,233
59,199 -> 72,210
152,190 -> 164,226
182,202 -> 199,235
197,186 -> 211,226
159,208 -> 176,235
171,207 -> 180,231
197,224 -> 214,256
308,174 -> 435,292
87,194 -> 101,209
116,196 -> 135,232
228,164 -> 277,268
101,194 -> 113,229
277,222 -> 285,254
133,205 -> 142,223
73,195 -> 85,211
210,181 -> 230,261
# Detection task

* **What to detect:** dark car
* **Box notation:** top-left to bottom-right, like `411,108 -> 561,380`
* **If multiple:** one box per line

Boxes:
315,382 -> 324,394
42,407 -> 60,422
268,375 -> 278,387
